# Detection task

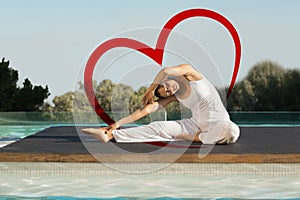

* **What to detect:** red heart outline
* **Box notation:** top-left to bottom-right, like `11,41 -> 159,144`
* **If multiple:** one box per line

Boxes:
84,8 -> 241,125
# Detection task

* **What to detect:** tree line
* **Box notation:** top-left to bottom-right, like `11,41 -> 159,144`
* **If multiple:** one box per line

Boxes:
1,58 -> 299,112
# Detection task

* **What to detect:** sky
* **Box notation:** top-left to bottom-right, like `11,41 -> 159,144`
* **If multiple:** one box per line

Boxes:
1,0 -> 300,102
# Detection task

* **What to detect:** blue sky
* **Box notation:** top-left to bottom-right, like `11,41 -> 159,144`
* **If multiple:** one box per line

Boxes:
1,0 -> 300,101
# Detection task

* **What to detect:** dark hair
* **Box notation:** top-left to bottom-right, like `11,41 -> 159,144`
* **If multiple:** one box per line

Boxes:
154,85 -> 165,99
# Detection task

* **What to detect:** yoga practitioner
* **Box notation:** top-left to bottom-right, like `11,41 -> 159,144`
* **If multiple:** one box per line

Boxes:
82,64 -> 240,144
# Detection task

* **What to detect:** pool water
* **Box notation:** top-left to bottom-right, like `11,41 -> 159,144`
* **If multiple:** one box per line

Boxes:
4,197 -> 292,200
0,163 -> 300,199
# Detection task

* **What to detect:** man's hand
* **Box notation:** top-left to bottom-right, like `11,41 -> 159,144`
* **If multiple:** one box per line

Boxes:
142,90 -> 154,106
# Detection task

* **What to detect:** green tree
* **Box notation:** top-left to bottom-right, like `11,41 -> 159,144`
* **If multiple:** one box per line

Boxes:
13,78 -> 50,111
45,91 -> 92,112
246,61 -> 285,110
282,69 -> 300,110
228,60 -> 299,111
0,58 -> 50,111
94,79 -> 116,112
227,80 -> 256,111
129,86 -> 147,112
110,83 -> 134,112
0,58 -> 18,111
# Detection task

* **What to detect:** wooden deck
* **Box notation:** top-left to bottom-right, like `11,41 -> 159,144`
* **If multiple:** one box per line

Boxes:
0,126 -> 299,163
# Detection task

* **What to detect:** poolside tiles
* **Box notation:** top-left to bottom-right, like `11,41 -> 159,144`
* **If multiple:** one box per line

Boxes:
0,126 -> 300,162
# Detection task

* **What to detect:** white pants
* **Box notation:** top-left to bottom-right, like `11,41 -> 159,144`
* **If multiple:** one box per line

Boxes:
112,118 -> 240,145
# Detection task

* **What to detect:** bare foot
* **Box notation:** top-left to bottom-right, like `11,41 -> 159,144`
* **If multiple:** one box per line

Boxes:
82,128 -> 111,143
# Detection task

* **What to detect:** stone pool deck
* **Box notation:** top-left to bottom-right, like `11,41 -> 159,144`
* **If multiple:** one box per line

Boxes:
0,126 -> 299,163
